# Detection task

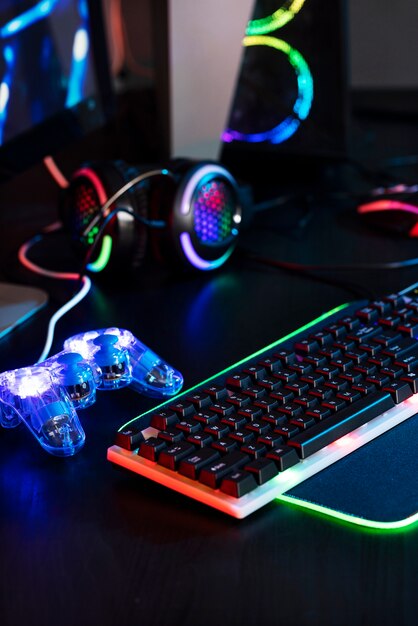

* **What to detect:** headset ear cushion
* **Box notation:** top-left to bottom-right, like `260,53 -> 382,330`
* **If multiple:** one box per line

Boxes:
60,161 -> 150,271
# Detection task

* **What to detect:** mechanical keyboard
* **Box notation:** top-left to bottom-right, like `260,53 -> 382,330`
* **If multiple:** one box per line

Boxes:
108,282 -> 418,519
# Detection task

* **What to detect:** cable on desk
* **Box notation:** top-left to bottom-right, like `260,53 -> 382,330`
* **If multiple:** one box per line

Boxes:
18,232 -> 91,362
243,251 -> 418,272
241,250 -> 418,301
43,156 -> 70,189
240,250 -> 377,300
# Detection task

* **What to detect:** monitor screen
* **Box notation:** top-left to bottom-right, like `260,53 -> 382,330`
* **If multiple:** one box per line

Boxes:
0,0 -> 113,179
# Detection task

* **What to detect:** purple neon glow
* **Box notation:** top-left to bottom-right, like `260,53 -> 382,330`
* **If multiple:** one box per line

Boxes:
180,232 -> 234,271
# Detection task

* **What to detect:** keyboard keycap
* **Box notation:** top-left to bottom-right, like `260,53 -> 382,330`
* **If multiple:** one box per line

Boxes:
356,307 -> 378,323
397,321 -> 418,338
243,365 -> 267,381
187,432 -> 214,448
400,372 -> 418,393
237,405 -> 264,422
266,445 -> 300,471
274,349 -> 297,365
168,401 -> 195,418
115,425 -> 144,450
158,442 -> 196,470
199,451 -> 250,488
226,392 -> 252,408
212,438 -> 238,454
348,326 -> 382,344
176,419 -> 202,434
204,423 -> 230,440
382,381 -> 414,404
158,428 -> 185,444
186,392 -> 212,409
150,409 -> 178,430
138,437 -> 167,462
226,373 -> 251,390
194,409 -> 219,425
220,470 -> 258,498
179,448 -> 221,480
243,458 -> 278,485
382,339 -> 418,360
257,432 -> 284,448
288,392 -> 395,459
210,402 -> 236,417
203,384 -> 228,400
240,442 -> 267,459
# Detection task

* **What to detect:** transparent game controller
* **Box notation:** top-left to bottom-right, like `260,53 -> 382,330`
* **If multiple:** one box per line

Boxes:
0,328 -> 183,457
63,328 -> 183,398
0,365 -> 86,457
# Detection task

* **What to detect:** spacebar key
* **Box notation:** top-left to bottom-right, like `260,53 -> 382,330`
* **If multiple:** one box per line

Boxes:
287,392 -> 395,459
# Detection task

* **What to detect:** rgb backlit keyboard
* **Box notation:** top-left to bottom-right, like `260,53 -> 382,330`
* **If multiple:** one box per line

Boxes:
108,283 -> 418,518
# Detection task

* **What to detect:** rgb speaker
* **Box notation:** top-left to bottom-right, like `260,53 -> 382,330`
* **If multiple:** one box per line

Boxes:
221,0 -> 348,169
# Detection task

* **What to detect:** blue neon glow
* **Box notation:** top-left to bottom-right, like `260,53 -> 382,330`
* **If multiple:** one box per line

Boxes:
3,45 -> 14,65
66,28 -> 89,108
0,0 -> 92,145
0,1 -> 59,38
0,45 -> 15,144
0,83 -> 9,114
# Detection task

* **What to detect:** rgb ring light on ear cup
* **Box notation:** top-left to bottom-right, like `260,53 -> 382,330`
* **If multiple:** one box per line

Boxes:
62,161 -> 150,272
62,159 -> 243,272
170,162 -> 242,270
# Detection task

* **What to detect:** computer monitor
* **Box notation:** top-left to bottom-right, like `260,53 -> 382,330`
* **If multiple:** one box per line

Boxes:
0,0 -> 113,180
0,0 -> 113,337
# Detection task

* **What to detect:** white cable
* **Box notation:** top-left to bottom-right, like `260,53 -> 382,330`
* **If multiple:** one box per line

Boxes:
18,233 -> 92,362
36,276 -> 91,362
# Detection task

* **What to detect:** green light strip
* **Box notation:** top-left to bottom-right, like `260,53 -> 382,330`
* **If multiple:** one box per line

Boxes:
117,302 -> 349,432
277,494 -> 418,532
87,235 -> 113,273
246,0 -> 307,36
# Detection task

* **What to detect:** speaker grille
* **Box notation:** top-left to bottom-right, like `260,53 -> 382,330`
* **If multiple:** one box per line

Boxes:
193,179 -> 236,246
73,181 -> 102,245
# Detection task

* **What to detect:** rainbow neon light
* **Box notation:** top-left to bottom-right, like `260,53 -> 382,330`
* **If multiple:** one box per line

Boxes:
222,35 -> 313,145
246,0 -> 307,35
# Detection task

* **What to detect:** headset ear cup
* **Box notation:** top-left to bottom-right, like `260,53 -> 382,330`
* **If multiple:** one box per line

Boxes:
169,161 -> 243,270
146,173 -> 177,265
60,161 -> 149,272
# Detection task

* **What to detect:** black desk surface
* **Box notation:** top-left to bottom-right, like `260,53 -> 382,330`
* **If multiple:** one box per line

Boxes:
1,109 -> 418,626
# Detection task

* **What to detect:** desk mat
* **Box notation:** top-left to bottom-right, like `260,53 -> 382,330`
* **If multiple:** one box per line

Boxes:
281,413 -> 418,530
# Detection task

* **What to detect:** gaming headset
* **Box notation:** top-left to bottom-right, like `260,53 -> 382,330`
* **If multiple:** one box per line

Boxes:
61,159 -> 244,272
